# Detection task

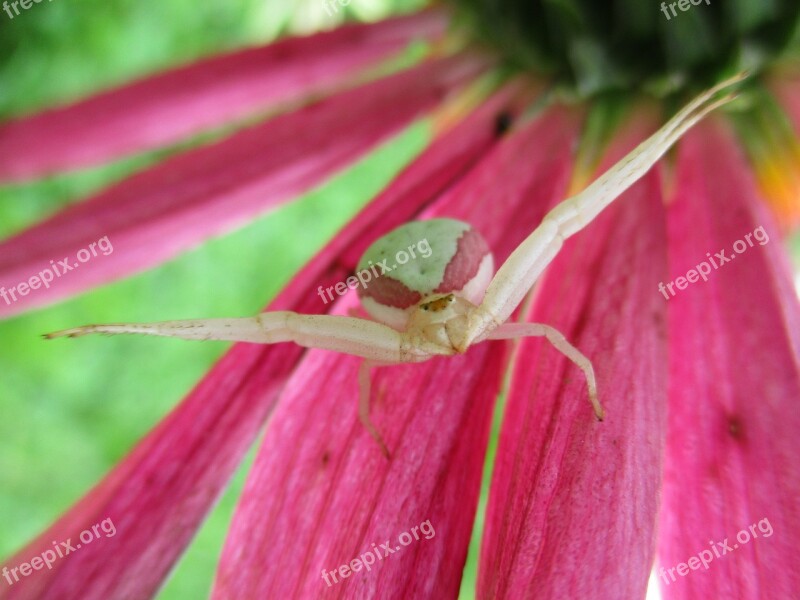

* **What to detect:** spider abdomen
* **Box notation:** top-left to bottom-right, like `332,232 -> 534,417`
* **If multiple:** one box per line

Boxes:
356,218 -> 493,328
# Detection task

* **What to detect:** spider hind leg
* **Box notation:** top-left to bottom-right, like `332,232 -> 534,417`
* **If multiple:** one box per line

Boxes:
485,322 -> 604,420
357,360 -> 392,458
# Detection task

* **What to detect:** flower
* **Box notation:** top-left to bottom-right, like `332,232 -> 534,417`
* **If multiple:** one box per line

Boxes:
0,2 -> 798,599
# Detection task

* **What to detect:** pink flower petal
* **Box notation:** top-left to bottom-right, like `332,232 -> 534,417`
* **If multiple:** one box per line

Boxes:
214,344 -> 509,600
0,10 -> 448,181
0,54 -> 486,319
212,105 -> 582,599
0,82 -> 523,600
657,120 -> 800,598
478,111 -> 670,598
769,70 -> 800,135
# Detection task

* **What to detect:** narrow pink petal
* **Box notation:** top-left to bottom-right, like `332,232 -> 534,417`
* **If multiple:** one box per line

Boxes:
212,105 -> 582,599
0,10 -> 447,181
0,54 -> 486,319
478,112 -> 669,598
216,344 -> 509,600
0,82 -> 522,600
769,69 -> 800,135
657,120 -> 800,598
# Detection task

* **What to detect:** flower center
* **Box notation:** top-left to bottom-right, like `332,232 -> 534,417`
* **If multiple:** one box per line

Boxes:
451,0 -> 800,96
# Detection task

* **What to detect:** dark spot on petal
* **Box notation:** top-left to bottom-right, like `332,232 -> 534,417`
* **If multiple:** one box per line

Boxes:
495,111 -> 513,136
727,415 -> 744,440
321,451 -> 330,466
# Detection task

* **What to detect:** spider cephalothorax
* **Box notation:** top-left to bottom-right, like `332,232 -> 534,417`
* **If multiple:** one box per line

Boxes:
46,73 -> 746,456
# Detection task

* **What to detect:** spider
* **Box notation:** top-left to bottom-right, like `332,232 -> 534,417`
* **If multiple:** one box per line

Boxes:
46,73 -> 745,456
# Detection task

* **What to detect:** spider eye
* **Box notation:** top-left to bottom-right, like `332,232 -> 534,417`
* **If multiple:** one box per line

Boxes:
418,294 -> 455,313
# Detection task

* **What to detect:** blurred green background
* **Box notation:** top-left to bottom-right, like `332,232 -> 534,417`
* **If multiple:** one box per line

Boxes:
0,1 -> 457,598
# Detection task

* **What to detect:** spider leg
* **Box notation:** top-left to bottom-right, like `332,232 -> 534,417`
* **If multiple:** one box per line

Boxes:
485,322 -> 603,420
45,312 -> 405,362
358,359 -> 394,458
48,312 -> 431,456
464,73 -> 746,345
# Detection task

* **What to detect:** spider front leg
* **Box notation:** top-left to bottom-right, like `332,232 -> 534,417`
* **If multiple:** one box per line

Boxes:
47,311 -> 424,457
45,312 -> 406,362
485,322 -> 602,419
464,71 -> 747,345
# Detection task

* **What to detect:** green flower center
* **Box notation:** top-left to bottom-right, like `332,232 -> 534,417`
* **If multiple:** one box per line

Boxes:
451,0 -> 800,96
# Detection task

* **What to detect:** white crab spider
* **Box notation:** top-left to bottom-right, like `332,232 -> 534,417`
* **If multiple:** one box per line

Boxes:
47,73 -> 745,456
